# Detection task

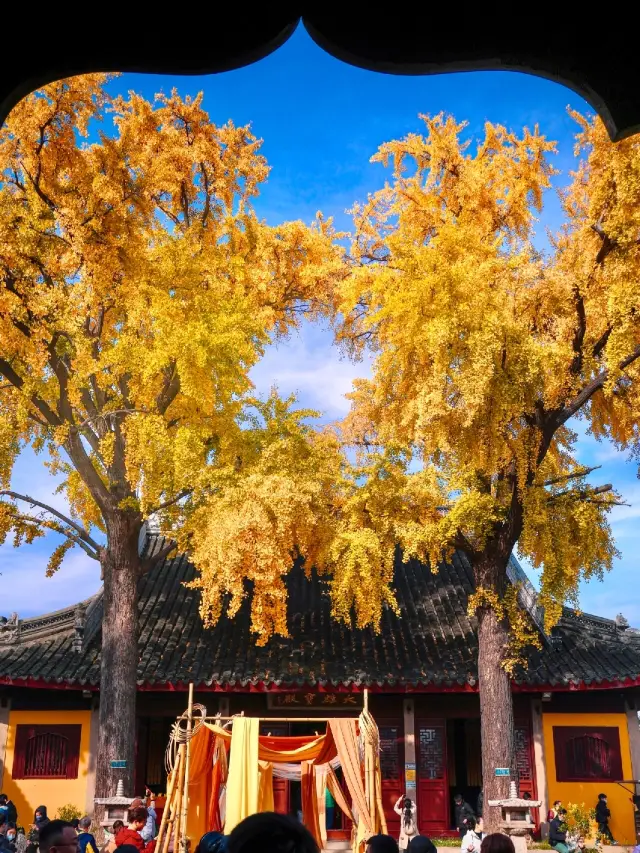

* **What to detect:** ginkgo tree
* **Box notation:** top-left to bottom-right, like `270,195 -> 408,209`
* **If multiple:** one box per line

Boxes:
0,74 -> 341,797
330,112 -> 640,829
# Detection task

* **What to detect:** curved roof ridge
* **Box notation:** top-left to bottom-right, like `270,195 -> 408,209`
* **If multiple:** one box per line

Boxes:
2,543 -> 640,689
0,593 -> 100,648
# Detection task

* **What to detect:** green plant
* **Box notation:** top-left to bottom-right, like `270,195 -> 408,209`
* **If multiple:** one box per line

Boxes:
564,802 -> 597,840
55,804 -> 83,822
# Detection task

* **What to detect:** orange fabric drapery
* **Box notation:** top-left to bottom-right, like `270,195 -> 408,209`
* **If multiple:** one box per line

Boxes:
204,723 -> 337,764
189,726 -> 215,786
315,765 -> 328,849
325,720 -> 375,841
301,761 -> 322,848
258,761 -> 275,813
208,737 -> 228,832
326,764 -> 354,823
259,735 -> 324,751
198,716 -> 380,848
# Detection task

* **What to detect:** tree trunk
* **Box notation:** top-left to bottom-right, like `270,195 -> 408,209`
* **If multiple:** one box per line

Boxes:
95,512 -> 142,799
477,600 -> 515,833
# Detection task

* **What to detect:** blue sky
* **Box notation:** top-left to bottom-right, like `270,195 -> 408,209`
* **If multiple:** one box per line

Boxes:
2,25 -> 638,623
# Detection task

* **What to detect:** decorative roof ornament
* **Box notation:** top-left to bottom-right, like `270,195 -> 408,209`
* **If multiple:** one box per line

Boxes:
615,613 -> 629,630
0,612 -> 19,645
73,602 -> 87,652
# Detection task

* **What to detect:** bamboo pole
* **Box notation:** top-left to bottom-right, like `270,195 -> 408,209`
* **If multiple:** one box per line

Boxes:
200,716 -> 360,723
160,748 -> 183,853
156,748 -> 181,853
172,743 -> 187,853
374,755 -> 388,835
180,683 -> 194,853
365,739 -> 376,833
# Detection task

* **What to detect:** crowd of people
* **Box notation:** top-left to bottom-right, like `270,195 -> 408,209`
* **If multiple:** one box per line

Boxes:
0,793 -> 158,853
0,789 -> 631,853
193,813 -> 518,853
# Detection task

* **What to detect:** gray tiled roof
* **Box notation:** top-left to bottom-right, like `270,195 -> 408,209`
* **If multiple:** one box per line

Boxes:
2,540 -> 640,689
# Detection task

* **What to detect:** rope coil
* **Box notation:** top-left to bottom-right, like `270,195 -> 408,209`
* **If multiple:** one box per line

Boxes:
165,702 -> 207,774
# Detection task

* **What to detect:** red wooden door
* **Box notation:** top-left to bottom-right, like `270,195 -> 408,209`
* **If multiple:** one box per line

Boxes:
379,723 -> 405,834
417,721 -> 449,835
261,722 -> 290,815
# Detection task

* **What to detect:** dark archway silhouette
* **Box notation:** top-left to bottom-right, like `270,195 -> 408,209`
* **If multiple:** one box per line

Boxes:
0,13 -> 638,140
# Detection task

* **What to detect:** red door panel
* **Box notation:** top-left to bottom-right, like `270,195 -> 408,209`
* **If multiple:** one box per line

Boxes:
417,721 -> 449,835
261,722 -> 290,815
379,723 -> 405,834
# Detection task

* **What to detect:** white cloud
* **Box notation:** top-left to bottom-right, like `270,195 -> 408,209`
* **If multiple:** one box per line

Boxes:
609,483 -> 640,525
0,546 -> 101,618
250,325 -> 371,418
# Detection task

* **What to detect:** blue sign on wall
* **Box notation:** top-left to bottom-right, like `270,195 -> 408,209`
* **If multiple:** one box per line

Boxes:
110,760 -> 127,769
494,767 -> 510,777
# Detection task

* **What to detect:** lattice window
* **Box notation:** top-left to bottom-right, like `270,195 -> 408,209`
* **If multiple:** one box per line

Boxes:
514,726 -> 532,782
418,727 -> 444,780
379,726 -> 401,780
553,726 -> 623,782
12,724 -> 81,779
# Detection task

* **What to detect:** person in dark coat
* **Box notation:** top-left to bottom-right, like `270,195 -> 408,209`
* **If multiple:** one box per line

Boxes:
549,808 -> 569,853
0,798 -> 17,827
26,807 -> 50,853
407,838 -> 437,853
227,814 -> 319,853
0,815 -> 16,853
476,791 -> 483,819
454,795 -> 476,838
195,833 -> 227,853
595,794 -> 616,844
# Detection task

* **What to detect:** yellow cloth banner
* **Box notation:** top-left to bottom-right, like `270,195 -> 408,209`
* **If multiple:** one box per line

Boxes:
224,717 -> 260,834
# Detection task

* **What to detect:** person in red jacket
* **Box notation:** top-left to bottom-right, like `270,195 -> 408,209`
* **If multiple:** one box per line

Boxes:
116,808 -> 155,853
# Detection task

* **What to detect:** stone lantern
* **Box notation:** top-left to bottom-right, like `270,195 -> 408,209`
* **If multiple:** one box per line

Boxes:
94,780 -> 133,839
488,782 -> 541,853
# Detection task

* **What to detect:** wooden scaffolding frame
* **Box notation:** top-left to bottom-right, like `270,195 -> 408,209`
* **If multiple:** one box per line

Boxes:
156,685 -> 385,852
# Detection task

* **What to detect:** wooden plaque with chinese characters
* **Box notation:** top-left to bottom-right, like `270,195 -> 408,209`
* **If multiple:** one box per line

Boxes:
266,692 -> 362,710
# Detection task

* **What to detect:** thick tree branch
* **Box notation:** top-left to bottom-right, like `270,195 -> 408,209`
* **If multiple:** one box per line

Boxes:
141,540 -> 177,574
547,483 -> 614,503
592,327 -> 612,359
0,489 -> 101,551
156,362 -> 180,414
153,197 -> 180,226
21,162 -> 56,211
541,465 -> 601,487
453,529 -> 480,559
147,489 -> 193,515
591,223 -> 617,266
5,509 -> 101,560
0,358 -> 62,427
74,394 -> 103,452
64,431 -> 112,517
200,163 -> 211,227
569,285 -> 587,375
554,344 -> 640,429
